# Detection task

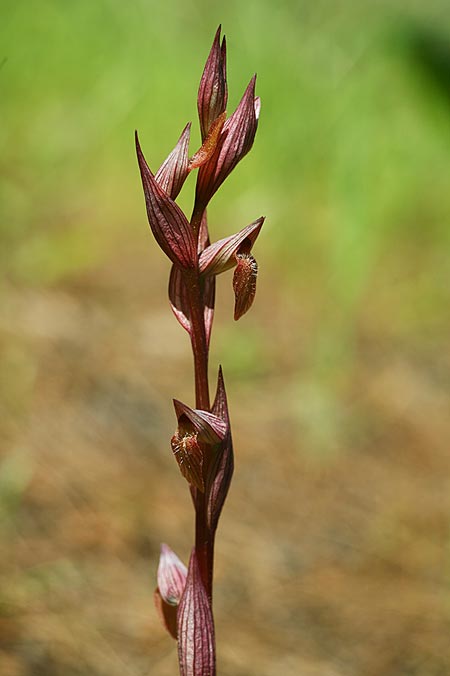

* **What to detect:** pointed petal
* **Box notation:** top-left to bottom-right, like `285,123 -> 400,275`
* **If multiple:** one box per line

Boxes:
189,112 -> 226,170
135,131 -> 196,268
157,543 -> 187,605
195,76 -> 258,209
155,123 -> 191,200
154,587 -> 178,639
168,264 -> 215,347
169,264 -> 192,335
197,26 -> 228,141
177,550 -> 216,676
207,367 -> 234,532
171,432 -> 205,491
173,400 -> 227,443
198,217 -> 264,276
233,253 -> 258,320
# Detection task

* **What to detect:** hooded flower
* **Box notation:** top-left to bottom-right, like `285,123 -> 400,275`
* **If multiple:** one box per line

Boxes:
199,217 -> 264,320
171,400 -> 227,492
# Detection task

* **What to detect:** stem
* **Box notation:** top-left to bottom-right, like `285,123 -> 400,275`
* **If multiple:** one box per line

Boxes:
185,207 -> 216,604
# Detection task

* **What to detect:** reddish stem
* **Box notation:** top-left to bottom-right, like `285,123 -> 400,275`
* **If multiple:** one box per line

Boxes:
185,214 -> 215,602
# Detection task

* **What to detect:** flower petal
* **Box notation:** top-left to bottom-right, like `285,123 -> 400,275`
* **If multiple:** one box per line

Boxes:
157,543 -> 187,606
168,265 -> 215,348
135,131 -> 196,268
195,75 -> 258,209
198,217 -> 264,276
233,253 -> 258,320
155,123 -> 191,200
177,550 -> 216,676
197,26 -> 227,141
173,400 -> 227,443
207,367 -> 234,532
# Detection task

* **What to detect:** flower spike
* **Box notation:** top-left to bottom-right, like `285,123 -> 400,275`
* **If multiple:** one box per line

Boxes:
135,131 -> 196,269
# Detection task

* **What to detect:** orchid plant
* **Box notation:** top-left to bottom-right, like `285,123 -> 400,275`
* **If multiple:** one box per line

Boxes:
135,27 -> 263,675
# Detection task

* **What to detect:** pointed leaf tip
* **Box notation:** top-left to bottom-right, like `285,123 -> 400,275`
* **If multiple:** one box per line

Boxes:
135,132 -> 196,268
155,122 -> 192,200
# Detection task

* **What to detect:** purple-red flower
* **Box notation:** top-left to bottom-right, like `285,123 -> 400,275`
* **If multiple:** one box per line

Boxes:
199,217 -> 264,320
135,132 -> 196,269
171,399 -> 227,492
198,26 -> 227,141
195,76 -> 260,211
154,543 -> 188,640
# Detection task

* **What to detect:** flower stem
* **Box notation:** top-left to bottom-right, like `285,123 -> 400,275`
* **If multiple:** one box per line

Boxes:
185,264 -> 215,602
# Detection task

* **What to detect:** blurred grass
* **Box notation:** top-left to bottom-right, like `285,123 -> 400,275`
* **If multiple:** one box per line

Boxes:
1,1 -> 450,675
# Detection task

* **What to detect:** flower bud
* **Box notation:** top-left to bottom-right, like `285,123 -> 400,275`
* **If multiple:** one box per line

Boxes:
197,26 -> 227,141
135,131 -> 196,269
154,543 -> 187,639
195,76 -> 259,210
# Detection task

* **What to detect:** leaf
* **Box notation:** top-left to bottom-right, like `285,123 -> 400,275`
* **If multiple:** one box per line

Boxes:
177,550 -> 216,676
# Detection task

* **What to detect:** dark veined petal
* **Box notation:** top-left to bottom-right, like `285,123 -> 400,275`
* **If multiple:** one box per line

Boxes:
233,253 -> 258,320
155,123 -> 191,200
198,217 -> 264,276
168,264 -> 191,336
195,76 -> 258,209
168,265 -> 216,347
135,131 -> 196,268
173,400 -> 227,443
207,366 -> 234,532
197,26 -> 227,141
157,543 -> 187,605
177,550 -> 216,676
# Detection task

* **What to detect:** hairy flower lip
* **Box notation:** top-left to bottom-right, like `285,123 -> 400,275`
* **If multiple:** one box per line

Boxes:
233,253 -> 258,320
198,217 -> 264,276
135,131 -> 196,269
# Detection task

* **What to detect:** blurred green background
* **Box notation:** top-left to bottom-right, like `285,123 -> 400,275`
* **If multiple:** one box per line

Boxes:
1,1 -> 449,675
